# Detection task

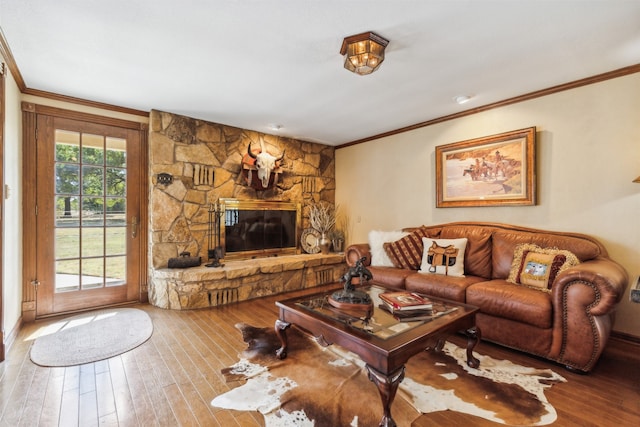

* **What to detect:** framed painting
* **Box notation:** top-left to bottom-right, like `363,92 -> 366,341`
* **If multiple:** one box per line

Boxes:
435,127 -> 536,207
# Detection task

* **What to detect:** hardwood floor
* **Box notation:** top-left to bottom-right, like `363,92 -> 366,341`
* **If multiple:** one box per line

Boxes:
1,284 -> 639,426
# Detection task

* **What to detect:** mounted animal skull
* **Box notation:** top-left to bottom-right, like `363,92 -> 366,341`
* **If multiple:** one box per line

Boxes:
247,140 -> 285,188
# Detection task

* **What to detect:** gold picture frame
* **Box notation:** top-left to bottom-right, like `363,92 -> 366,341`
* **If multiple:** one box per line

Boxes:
435,127 -> 536,207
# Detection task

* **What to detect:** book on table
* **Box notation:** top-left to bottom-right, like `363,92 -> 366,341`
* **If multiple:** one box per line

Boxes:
379,291 -> 433,311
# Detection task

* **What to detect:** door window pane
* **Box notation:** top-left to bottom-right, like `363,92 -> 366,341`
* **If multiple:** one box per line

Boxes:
55,130 -> 80,162
106,137 -> 126,167
82,227 -> 104,258
55,196 -> 79,225
106,256 -> 126,286
106,168 -> 126,196
82,197 -> 104,226
106,227 -> 126,256
82,165 -> 104,195
55,227 -> 80,259
56,164 -> 80,194
82,134 -> 104,165
82,258 -> 104,289
56,259 -> 80,292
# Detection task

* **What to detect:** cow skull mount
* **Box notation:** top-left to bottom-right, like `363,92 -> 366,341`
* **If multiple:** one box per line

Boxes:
244,139 -> 285,189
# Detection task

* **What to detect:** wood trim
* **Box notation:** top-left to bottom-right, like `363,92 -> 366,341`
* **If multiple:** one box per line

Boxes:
138,130 -> 149,303
22,88 -> 149,118
337,63 -> 640,149
22,102 -> 147,131
611,330 -> 640,346
21,107 -> 38,322
0,28 -> 26,91
0,62 -> 5,360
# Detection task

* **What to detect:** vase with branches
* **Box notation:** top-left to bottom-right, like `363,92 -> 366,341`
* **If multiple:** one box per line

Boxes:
309,202 -> 338,254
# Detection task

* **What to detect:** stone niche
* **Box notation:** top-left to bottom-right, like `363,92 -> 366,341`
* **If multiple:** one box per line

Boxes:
148,110 -> 343,309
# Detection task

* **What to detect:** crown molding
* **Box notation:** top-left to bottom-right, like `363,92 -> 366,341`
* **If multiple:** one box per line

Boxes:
338,63 -> 640,149
0,26 -> 26,90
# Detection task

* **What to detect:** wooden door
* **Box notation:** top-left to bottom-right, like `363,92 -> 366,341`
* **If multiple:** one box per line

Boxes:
34,115 -> 143,316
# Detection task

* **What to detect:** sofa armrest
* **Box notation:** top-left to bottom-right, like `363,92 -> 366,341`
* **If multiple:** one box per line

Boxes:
549,256 -> 628,370
552,257 -> 629,316
345,244 -> 372,267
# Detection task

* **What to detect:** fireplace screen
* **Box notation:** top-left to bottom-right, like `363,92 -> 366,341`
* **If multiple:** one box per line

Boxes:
220,199 -> 300,259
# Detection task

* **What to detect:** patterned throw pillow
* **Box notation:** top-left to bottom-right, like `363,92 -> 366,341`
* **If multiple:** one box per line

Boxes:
507,243 -> 580,292
383,228 -> 430,270
368,230 -> 410,267
418,237 -> 468,277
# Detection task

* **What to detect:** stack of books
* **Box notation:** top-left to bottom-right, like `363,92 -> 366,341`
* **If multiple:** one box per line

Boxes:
378,291 -> 434,321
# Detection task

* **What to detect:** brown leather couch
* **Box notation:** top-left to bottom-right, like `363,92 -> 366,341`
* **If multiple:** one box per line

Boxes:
345,222 -> 628,372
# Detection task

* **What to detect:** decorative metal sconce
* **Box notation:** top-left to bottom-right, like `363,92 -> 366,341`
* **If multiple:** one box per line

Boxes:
340,31 -> 389,76
156,172 -> 173,185
206,200 -> 225,268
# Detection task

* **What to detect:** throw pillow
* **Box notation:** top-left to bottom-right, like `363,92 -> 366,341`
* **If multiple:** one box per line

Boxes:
418,237 -> 468,277
507,243 -> 580,292
383,228 -> 430,270
368,230 -> 410,267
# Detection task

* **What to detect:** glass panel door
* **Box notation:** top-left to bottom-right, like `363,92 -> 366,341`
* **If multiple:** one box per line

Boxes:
36,116 -> 141,316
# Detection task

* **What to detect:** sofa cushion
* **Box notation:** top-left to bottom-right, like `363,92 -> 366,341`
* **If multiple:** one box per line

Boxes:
418,237 -> 467,277
405,273 -> 483,302
492,230 -> 602,279
383,228 -> 430,270
507,243 -> 580,292
439,226 -> 493,279
368,266 -> 413,289
368,230 -> 409,267
466,280 -> 552,329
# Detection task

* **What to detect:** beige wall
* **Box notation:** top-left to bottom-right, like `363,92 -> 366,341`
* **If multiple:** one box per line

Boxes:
336,72 -> 640,337
2,57 -> 24,342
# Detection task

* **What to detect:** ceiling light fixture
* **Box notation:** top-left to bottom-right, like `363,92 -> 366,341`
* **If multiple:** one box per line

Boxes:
340,31 -> 389,76
268,124 -> 283,131
454,95 -> 473,105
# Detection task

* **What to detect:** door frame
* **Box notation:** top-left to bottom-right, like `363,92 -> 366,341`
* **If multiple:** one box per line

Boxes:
22,102 -> 148,321
0,62 -> 6,359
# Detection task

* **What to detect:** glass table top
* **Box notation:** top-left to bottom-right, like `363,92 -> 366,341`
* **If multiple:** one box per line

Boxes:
294,284 -> 460,340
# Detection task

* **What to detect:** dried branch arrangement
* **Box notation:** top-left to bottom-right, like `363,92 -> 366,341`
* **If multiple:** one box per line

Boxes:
309,202 -> 337,234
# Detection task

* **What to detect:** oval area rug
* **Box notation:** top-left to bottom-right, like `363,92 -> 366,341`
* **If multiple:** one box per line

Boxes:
30,307 -> 153,367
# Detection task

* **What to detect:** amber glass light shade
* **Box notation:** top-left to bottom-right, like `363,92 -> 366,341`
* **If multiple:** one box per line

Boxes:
340,32 -> 389,76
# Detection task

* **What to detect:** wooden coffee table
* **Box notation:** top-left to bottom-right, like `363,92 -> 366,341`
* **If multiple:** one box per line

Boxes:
275,283 -> 481,427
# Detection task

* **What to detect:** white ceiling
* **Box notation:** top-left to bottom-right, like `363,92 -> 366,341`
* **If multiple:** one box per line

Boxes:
1,1 -> 639,146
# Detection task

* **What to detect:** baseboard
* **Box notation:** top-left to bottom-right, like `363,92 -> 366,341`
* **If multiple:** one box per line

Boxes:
3,315 -> 23,357
610,330 -> 640,345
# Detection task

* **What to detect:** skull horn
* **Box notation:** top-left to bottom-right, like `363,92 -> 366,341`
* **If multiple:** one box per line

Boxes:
276,150 -> 285,162
247,142 -> 257,159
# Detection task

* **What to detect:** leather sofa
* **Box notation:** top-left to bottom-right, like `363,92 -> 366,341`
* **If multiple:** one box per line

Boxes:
345,222 -> 628,372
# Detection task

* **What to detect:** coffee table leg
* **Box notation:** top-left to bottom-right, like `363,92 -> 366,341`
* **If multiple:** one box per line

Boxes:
465,326 -> 481,368
274,319 -> 290,359
366,364 -> 405,427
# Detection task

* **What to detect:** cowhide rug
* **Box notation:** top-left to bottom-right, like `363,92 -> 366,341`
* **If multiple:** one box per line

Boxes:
211,323 -> 566,426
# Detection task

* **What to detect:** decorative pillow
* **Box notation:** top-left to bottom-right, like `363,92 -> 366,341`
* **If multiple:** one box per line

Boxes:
507,243 -> 580,292
368,230 -> 409,267
418,237 -> 468,277
383,228 -> 430,270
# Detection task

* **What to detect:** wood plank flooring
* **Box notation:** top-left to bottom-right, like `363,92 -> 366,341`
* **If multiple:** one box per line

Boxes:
1,284 -> 639,426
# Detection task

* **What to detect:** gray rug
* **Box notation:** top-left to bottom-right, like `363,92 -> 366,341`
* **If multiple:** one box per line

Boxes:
30,307 -> 153,367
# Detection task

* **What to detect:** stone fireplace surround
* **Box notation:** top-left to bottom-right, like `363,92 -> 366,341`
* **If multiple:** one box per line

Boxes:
148,110 -> 344,309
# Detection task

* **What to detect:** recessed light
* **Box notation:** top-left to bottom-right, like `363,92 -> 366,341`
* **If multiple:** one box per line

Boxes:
268,124 -> 283,131
453,95 -> 473,105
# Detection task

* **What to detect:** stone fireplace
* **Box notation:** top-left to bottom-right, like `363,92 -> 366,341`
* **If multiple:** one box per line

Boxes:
147,110 -> 345,309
